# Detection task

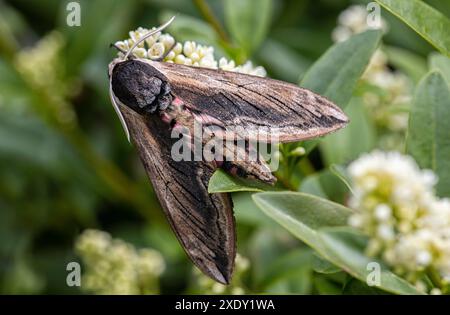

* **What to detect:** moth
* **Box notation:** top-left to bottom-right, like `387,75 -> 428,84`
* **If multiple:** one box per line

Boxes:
108,17 -> 348,284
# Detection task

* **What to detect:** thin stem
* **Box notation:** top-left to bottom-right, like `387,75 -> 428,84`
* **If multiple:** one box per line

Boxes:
192,0 -> 231,44
297,157 -> 316,176
275,172 -> 297,191
0,22 -> 18,62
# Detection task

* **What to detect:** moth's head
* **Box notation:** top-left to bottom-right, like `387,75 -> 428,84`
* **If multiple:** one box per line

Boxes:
111,59 -> 172,114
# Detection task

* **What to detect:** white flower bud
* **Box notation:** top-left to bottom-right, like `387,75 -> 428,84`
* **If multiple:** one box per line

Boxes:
377,224 -> 394,241
415,250 -> 432,266
374,204 -> 392,221
133,47 -> 147,58
148,42 -> 165,59
165,51 -> 176,60
190,52 -> 200,62
173,42 -> 182,54
348,214 -> 363,228
183,41 -> 195,56
430,288 -> 442,295
174,54 -> 186,64
160,34 -> 175,49
114,41 -> 129,51
290,146 -> 306,156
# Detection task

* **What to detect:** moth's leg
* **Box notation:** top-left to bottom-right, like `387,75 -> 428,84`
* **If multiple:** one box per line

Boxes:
150,42 -> 177,62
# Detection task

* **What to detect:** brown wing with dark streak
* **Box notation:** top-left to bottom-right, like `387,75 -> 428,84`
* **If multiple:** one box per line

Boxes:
118,104 -> 236,284
147,60 -> 349,143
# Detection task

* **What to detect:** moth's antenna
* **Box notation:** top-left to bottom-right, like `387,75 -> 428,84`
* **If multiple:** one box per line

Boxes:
124,16 -> 176,60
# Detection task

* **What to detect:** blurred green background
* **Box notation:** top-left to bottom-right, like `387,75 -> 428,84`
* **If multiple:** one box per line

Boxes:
0,0 -> 447,294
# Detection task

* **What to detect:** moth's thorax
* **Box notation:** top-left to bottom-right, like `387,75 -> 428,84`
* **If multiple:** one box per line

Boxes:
111,59 -> 173,114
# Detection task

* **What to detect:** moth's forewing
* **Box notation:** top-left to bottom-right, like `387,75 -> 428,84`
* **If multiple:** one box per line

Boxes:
108,57 -> 350,285
144,59 -> 349,143
111,92 -> 236,284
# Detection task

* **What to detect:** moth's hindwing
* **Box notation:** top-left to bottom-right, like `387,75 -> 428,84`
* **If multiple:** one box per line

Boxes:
146,59 -> 349,143
118,103 -> 236,284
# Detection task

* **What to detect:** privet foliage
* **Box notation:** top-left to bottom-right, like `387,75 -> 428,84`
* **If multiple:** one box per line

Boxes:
0,0 -> 449,294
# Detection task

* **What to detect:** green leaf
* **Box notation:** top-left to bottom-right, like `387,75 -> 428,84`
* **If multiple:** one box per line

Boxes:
312,253 -> 341,274
299,175 -> 328,199
272,28 -> 333,60
375,0 -> 450,56
208,169 -> 272,193
253,192 -> 422,294
313,275 -> 343,294
248,228 -> 299,286
299,168 -> 349,204
161,11 -> 219,46
319,228 -> 421,295
301,30 -> 383,108
260,249 -> 313,294
406,71 -> 450,198
61,0 -> 130,75
429,53 -> 450,84
252,192 -> 353,252
384,46 -> 428,83
320,98 -> 376,165
301,30 -> 382,154
232,192 -> 274,226
257,39 -> 312,83
343,278 -> 389,295
224,0 -> 272,55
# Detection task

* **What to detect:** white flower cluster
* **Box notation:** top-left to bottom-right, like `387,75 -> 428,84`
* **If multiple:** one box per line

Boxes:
348,151 -> 450,293
332,5 -> 387,43
332,5 -> 412,149
14,32 -> 76,125
194,253 -> 249,294
75,229 -> 165,294
115,27 -> 266,77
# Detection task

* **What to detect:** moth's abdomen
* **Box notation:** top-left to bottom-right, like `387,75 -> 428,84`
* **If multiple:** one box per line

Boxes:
111,59 -> 172,114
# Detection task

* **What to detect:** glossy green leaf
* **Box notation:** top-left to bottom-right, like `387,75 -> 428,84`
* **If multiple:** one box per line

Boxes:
313,275 -> 343,294
342,278 -> 390,295
258,39 -> 311,83
208,169 -> 273,193
301,30 -> 383,108
319,228 -> 422,295
376,0 -> 450,56
299,168 -> 349,204
312,253 -> 341,274
406,71 -> 450,198
224,0 -> 273,55
320,98 -> 376,165
260,249 -> 313,294
253,192 -> 422,294
429,53 -> 450,84
232,192 -> 274,226
299,175 -> 328,199
301,30 -> 382,154
384,46 -> 428,83
248,228 -> 300,286
161,11 -> 219,46
253,192 -> 353,252
61,0 -> 129,74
